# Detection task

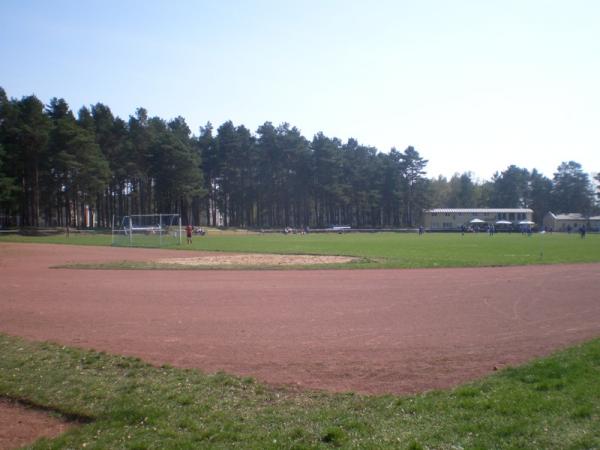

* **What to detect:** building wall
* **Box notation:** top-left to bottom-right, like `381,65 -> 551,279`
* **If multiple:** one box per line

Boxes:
543,214 -> 600,232
543,214 -> 556,231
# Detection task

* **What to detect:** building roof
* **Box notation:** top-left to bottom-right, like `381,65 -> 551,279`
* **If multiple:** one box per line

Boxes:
547,212 -> 586,220
546,212 -> 600,221
425,208 -> 533,214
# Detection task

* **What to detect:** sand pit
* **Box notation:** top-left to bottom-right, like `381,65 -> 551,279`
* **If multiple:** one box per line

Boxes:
157,253 -> 356,266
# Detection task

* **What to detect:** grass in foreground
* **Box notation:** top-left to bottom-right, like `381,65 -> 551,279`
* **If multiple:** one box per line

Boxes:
3,231 -> 600,269
1,334 -> 599,449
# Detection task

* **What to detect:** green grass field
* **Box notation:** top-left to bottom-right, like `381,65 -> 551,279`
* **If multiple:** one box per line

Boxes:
2,231 -> 599,269
1,334 -> 599,449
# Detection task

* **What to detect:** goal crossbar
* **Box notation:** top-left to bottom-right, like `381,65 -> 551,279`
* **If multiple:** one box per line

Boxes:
111,214 -> 182,247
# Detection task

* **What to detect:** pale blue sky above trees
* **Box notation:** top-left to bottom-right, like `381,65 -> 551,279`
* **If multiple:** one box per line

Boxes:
1,0 -> 599,180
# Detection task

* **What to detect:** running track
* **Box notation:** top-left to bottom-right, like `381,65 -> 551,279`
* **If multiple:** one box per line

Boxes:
1,243 -> 599,395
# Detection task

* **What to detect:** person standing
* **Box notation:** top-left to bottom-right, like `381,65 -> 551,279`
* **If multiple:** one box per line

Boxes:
186,224 -> 193,244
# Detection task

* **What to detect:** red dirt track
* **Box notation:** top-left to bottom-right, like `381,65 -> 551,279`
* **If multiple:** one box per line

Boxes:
0,400 -> 73,450
2,243 -> 600,395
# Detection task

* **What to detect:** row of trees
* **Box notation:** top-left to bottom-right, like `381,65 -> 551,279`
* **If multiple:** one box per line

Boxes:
1,87 -> 598,228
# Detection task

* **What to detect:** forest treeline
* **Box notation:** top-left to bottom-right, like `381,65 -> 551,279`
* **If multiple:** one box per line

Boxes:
0,87 -> 598,228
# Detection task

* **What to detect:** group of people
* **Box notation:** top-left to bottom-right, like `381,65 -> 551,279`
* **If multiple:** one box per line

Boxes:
521,226 -> 533,236
460,224 -> 490,235
283,227 -> 309,235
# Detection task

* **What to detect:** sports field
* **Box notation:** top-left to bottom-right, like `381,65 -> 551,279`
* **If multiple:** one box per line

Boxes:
1,234 -> 600,448
2,230 -> 600,268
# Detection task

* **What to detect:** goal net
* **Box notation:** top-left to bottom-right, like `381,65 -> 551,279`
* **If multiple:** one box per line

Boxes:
111,214 -> 182,247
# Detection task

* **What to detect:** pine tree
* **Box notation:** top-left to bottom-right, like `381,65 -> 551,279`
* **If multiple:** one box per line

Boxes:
400,146 -> 428,226
46,98 -> 110,226
551,161 -> 594,214
490,165 -> 530,207
0,89 -> 19,221
3,95 -> 51,226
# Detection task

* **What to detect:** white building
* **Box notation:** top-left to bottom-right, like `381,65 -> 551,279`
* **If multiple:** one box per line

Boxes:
423,208 -> 534,230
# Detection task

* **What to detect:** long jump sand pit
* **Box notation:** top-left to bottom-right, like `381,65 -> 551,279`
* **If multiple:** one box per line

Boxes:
2,243 -> 600,397
157,253 -> 357,266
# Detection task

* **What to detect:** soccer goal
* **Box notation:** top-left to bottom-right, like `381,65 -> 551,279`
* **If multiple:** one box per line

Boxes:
111,214 -> 182,247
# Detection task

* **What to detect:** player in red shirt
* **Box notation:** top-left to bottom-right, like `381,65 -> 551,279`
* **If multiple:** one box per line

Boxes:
186,224 -> 193,244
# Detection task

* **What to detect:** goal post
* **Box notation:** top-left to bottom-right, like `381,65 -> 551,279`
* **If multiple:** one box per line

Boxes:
111,214 -> 182,248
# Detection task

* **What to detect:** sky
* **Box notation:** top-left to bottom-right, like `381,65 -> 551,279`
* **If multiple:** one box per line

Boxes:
1,0 -> 599,181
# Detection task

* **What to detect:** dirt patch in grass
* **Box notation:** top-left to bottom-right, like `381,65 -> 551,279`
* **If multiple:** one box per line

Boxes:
0,399 -> 74,450
157,253 -> 357,266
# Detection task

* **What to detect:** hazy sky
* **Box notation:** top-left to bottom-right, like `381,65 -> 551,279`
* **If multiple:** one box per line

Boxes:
1,0 -> 599,180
